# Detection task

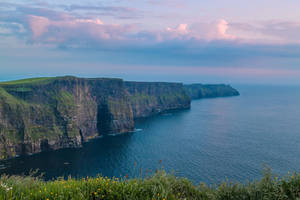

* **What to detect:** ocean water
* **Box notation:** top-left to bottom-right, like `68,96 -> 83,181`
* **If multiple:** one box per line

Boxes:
1,85 -> 300,184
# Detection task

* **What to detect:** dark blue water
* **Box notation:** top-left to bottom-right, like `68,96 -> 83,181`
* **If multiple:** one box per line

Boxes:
1,85 -> 300,184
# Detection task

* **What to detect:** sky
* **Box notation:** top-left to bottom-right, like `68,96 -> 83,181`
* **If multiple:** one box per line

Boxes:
1,0 -> 300,84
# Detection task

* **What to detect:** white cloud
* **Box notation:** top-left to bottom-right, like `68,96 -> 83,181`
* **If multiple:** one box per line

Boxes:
216,19 -> 236,39
164,19 -> 236,41
166,24 -> 189,35
25,14 -> 136,45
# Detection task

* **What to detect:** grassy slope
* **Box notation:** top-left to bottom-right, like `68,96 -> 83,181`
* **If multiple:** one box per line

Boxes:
0,77 -> 56,86
0,169 -> 299,200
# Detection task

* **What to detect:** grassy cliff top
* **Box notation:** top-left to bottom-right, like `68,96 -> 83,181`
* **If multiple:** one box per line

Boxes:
0,76 -> 124,86
0,77 -> 56,86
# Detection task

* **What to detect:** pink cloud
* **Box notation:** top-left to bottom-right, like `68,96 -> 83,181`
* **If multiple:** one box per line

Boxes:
26,14 -> 136,44
164,19 -> 236,41
25,12 -> 237,46
23,11 -> 300,46
166,24 -> 189,35
28,15 -> 50,38
216,19 -> 236,39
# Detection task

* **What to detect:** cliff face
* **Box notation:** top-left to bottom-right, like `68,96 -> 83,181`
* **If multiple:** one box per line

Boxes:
125,82 -> 191,118
0,77 -> 134,159
184,84 -> 240,100
0,77 -> 191,159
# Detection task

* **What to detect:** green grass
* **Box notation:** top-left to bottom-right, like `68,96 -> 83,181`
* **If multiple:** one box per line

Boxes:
0,87 -> 28,106
1,169 -> 300,200
0,77 -> 56,86
0,76 -> 123,86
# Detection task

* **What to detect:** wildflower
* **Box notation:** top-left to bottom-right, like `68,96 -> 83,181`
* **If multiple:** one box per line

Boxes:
0,183 -> 12,192
292,174 -> 295,179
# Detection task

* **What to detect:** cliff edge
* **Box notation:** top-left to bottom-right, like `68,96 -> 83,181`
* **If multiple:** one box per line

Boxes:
0,77 -> 190,159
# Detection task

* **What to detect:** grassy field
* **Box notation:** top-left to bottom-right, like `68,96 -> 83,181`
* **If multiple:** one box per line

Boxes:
0,169 -> 300,200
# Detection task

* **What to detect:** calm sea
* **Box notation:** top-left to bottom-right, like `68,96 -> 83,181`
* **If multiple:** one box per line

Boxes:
1,85 -> 300,184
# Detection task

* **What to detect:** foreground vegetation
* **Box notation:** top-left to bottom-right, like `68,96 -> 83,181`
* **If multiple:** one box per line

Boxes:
0,169 -> 300,200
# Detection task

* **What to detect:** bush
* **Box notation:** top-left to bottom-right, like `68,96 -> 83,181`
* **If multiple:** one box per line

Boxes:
0,169 -> 300,200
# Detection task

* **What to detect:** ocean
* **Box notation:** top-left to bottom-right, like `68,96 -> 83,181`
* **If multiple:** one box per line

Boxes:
1,85 -> 300,184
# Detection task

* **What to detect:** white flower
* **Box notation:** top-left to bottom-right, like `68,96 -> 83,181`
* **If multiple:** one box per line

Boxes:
0,183 -> 12,192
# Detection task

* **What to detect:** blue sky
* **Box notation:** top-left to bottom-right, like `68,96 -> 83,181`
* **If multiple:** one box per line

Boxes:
1,0 -> 300,84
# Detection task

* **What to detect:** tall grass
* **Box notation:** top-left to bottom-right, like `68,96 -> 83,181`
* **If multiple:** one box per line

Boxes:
0,168 -> 300,199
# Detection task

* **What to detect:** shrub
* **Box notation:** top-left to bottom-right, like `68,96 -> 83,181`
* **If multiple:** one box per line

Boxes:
0,169 -> 300,200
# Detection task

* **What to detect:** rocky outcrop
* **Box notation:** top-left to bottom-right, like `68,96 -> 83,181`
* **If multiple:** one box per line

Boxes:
125,82 -> 191,118
0,77 -> 191,159
184,84 -> 240,100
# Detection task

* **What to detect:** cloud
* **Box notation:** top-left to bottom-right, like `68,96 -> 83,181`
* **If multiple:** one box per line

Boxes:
26,15 -> 138,47
166,24 -> 189,35
230,20 -> 300,43
0,3 -> 238,48
134,19 -> 237,43
2,1 -> 300,78
0,5 -> 137,46
3,1 -> 300,45
216,19 -> 236,39
182,19 -> 236,40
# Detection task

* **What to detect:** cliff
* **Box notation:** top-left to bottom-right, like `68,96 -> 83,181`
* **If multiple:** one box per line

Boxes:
184,84 -> 240,100
0,77 -> 239,159
0,77 -> 190,159
125,82 -> 191,118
